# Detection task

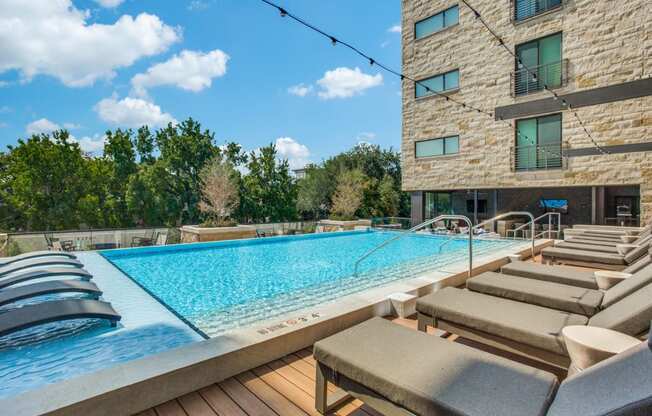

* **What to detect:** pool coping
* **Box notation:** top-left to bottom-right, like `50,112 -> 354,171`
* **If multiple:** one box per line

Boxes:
1,238 -> 553,416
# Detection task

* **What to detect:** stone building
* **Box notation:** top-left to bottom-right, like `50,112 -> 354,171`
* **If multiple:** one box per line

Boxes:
401,0 -> 652,228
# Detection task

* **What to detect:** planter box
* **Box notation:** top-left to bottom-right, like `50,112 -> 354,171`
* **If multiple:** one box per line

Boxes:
319,219 -> 372,232
180,225 -> 257,243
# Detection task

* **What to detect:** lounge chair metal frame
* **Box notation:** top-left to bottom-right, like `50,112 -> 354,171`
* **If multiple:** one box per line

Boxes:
316,362 -> 416,416
417,313 -> 571,368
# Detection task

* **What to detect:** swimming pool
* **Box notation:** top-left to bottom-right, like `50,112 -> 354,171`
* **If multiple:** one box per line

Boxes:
102,230 -> 519,337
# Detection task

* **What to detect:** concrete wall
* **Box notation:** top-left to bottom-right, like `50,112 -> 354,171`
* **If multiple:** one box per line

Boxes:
401,0 -> 652,223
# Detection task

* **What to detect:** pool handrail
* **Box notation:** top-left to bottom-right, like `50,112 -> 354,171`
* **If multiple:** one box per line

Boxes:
473,211 -> 536,258
353,215 -> 473,277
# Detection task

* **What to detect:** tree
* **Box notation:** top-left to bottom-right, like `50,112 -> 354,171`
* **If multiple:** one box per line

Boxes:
198,156 -> 239,226
296,165 -> 331,219
155,118 -> 218,224
378,175 -> 400,217
330,169 -> 369,220
104,129 -> 138,226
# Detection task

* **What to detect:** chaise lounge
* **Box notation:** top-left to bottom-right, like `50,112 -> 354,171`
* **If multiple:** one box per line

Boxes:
465,262 -> 652,316
0,250 -> 77,266
0,279 -> 101,307
541,241 -> 650,270
0,257 -> 83,278
415,281 -> 652,367
0,267 -> 92,289
313,317 -> 652,416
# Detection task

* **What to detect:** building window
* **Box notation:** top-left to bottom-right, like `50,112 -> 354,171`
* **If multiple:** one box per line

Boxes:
513,32 -> 563,96
515,113 -> 562,170
415,5 -> 459,39
425,192 -> 452,219
514,0 -> 562,22
466,199 -> 488,214
415,136 -> 459,158
415,70 -> 459,98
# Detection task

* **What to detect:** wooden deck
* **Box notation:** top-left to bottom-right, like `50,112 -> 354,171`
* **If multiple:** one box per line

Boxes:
137,316 -> 564,416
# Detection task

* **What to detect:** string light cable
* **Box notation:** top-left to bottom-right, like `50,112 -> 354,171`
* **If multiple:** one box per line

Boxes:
258,0 -> 561,159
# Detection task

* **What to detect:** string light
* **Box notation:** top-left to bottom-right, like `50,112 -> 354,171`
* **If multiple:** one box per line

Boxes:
258,0 -> 558,158
460,0 -> 610,155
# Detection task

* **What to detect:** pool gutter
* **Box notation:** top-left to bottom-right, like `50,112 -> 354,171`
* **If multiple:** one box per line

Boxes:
1,239 -> 553,416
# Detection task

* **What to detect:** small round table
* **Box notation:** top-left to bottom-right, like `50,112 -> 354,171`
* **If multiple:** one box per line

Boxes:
562,326 -> 641,375
594,271 -> 632,290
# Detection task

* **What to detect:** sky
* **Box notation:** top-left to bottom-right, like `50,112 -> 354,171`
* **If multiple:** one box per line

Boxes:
0,0 -> 403,169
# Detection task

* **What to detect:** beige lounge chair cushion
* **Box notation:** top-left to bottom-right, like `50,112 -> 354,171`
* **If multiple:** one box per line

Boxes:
555,242 -> 620,253
589,282 -> 652,336
623,254 -> 652,274
601,263 -> 652,308
542,247 -> 626,265
501,261 -> 598,289
564,238 -> 620,247
313,317 -> 559,416
546,342 -> 652,416
467,272 -> 603,316
623,242 -> 649,264
417,287 -> 588,355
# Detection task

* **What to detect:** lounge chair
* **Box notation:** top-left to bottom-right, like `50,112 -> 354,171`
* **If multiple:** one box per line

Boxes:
466,262 -> 652,316
0,299 -> 120,337
0,267 -> 92,290
559,233 -> 651,251
416,282 -> 652,367
566,227 -> 651,246
541,241 -> 649,270
313,317 -> 652,416
0,250 -> 76,266
0,280 -> 101,307
501,256 -> 651,289
0,257 -> 83,278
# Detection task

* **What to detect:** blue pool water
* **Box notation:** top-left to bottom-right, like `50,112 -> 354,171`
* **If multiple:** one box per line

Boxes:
102,230 -> 518,336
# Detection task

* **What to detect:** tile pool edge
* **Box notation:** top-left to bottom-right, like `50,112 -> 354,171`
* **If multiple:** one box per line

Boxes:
1,239 -> 554,416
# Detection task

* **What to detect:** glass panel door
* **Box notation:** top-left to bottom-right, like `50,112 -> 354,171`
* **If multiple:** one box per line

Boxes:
539,33 -> 562,87
516,41 -> 539,94
516,118 -> 537,170
537,114 -> 562,168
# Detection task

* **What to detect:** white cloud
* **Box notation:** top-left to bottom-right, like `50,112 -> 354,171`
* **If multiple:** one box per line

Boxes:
131,49 -> 229,97
275,137 -> 311,170
317,67 -> 383,99
63,122 -> 81,130
26,118 -> 61,135
0,0 -> 180,87
380,41 -> 390,48
0,106 -> 10,113
94,95 -> 177,128
94,0 -> 125,7
0,81 -> 9,87
0,122 -> 8,128
388,25 -> 401,33
356,132 -> 376,144
287,83 -> 313,97
72,134 -> 107,154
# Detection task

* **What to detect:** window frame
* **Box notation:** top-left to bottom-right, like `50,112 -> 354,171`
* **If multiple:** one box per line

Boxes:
415,135 -> 460,158
415,69 -> 460,99
414,4 -> 460,40
512,0 -> 563,23
514,113 -> 563,170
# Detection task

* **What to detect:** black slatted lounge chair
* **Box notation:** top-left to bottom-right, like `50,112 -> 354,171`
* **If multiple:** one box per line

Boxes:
313,317 -> 652,416
0,257 -> 83,278
0,280 -> 101,307
0,267 -> 92,290
0,299 -> 121,338
466,262 -> 652,316
416,282 -> 652,368
0,250 -> 76,266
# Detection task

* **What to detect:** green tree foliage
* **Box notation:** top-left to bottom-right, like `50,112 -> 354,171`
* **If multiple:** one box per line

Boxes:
0,121 -> 408,232
330,169 -> 369,220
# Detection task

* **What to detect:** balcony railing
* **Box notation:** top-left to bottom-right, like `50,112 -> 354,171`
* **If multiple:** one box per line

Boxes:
510,143 -> 567,172
512,0 -> 562,22
511,59 -> 567,97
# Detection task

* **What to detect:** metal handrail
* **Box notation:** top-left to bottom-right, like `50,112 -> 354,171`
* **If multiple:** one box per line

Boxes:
508,212 -> 561,240
472,211 -> 535,258
353,215 -> 473,277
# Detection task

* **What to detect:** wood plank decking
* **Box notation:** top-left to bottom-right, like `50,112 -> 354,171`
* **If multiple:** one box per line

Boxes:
137,316 -> 564,416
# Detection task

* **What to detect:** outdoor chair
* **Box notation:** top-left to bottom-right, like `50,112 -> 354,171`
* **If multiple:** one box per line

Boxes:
313,317 -> 652,416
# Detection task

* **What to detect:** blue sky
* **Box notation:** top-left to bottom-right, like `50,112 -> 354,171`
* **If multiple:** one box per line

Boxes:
0,0 -> 402,168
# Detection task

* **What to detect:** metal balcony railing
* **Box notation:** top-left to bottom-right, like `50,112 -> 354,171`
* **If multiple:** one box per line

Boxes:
512,0 -> 562,22
511,59 -> 567,97
510,143 -> 567,172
